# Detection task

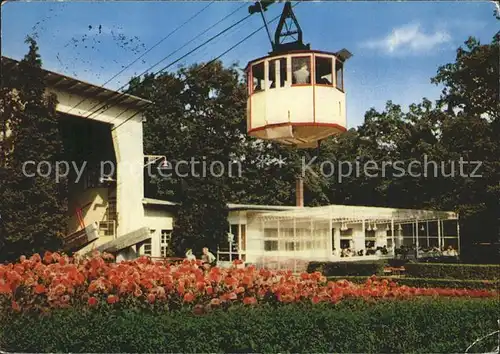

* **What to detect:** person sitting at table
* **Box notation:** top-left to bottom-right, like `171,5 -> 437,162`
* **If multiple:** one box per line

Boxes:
185,249 -> 196,261
447,245 -> 458,257
442,246 -> 450,256
201,247 -> 217,267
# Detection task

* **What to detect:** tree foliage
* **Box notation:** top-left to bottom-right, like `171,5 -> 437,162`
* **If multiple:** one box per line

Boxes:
0,37 -> 67,262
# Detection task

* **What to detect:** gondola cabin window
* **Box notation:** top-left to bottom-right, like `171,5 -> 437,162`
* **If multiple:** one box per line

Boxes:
279,58 -> 288,87
336,59 -> 344,91
252,62 -> 264,93
315,56 -> 333,85
292,56 -> 311,85
268,59 -> 277,89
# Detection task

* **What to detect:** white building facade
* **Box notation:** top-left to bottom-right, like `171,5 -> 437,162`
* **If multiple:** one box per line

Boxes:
138,200 -> 460,272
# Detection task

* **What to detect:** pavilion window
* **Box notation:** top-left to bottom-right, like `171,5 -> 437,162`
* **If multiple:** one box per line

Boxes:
340,228 -> 353,237
160,230 -> 171,258
138,238 -> 152,256
230,224 -> 239,252
365,230 -> 376,238
264,240 -> 278,251
340,239 -> 351,249
264,227 -> 278,252
240,224 -> 246,251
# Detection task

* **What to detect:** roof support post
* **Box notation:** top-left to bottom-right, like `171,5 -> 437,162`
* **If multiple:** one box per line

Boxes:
391,218 -> 395,257
293,216 -> 297,273
426,220 -> 430,248
438,218 -> 442,250
416,219 -> 419,259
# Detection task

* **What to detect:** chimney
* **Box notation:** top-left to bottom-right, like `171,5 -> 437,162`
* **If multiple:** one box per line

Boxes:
295,177 -> 304,207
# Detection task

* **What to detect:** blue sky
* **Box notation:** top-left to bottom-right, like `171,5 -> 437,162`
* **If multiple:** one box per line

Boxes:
2,1 -> 498,128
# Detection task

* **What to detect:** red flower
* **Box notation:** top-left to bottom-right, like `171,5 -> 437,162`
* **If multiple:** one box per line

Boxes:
11,301 -> 20,311
147,293 -> 156,304
183,292 -> 195,303
243,296 -> 257,305
34,284 -> 46,294
107,295 -> 119,304
196,281 -> 205,291
0,283 -> 12,295
43,252 -> 54,264
88,297 -> 98,307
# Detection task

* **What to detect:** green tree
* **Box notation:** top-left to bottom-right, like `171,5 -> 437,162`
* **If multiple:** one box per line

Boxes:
430,33 -> 500,248
0,37 -> 67,262
128,61 -> 246,256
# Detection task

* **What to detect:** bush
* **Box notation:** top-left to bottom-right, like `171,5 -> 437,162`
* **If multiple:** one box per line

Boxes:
0,298 -> 498,353
405,263 -> 500,280
417,256 -> 461,264
326,276 -> 500,290
307,261 -> 386,276
387,258 -> 409,267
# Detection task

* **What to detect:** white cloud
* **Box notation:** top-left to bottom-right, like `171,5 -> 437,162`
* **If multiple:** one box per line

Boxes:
361,23 -> 451,55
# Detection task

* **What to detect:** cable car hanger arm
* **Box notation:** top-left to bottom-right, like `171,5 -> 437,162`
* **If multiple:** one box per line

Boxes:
250,1 -> 310,54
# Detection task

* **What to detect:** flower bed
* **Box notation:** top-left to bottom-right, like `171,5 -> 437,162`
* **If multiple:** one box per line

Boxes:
0,252 -> 497,315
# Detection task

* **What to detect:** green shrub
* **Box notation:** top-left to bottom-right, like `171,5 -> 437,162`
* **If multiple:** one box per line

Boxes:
405,263 -> 500,280
0,299 -> 498,353
326,276 -> 500,290
307,260 -> 386,276
387,258 -> 409,267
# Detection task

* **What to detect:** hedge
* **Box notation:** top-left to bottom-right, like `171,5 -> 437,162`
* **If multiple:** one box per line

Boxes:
404,263 -> 500,280
326,276 -> 500,290
0,299 -> 498,353
307,260 -> 386,276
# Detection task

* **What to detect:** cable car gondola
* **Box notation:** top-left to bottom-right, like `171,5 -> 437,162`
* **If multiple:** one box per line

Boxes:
246,1 -> 352,148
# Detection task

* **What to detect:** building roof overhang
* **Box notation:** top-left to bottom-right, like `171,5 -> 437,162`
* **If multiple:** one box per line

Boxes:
1,56 -> 151,110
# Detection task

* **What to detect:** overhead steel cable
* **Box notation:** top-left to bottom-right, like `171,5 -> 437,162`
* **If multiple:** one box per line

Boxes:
110,2 -> 300,133
64,1 -> 215,116
81,4 -> 253,123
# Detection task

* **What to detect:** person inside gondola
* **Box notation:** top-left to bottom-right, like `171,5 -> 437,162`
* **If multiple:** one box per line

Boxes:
293,62 -> 310,84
